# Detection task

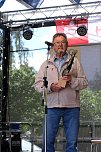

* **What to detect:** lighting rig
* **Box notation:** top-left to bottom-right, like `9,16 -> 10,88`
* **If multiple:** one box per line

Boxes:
77,25 -> 87,36
23,24 -> 33,40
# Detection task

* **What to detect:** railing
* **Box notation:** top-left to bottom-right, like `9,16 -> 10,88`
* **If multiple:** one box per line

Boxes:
0,121 -> 101,152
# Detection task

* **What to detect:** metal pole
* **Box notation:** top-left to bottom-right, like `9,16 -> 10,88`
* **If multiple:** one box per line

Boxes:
42,44 -> 51,152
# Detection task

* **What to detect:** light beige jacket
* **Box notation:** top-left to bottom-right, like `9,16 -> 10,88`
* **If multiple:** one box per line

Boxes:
34,53 -> 88,108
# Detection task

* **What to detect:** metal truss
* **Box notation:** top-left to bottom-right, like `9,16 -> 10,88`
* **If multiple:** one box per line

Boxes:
0,1 -> 101,30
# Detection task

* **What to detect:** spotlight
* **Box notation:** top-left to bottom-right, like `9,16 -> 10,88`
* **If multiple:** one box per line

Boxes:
23,29 -> 33,40
77,25 -> 87,36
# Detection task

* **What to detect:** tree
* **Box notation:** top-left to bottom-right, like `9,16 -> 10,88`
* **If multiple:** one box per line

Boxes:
80,71 -> 101,121
9,64 -> 44,134
89,71 -> 101,90
10,30 -> 31,66
80,89 -> 101,121
0,28 -> 43,135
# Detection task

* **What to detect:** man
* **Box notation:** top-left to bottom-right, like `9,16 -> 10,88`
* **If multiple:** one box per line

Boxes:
34,33 -> 88,152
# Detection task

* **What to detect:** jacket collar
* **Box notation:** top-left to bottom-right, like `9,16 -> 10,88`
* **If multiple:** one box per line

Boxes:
48,52 -> 72,63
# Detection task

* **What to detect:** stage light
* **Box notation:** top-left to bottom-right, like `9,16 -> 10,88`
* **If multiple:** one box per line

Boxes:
77,25 -> 87,36
23,29 -> 33,40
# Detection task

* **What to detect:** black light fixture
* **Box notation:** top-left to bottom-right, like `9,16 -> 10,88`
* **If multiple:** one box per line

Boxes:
23,29 -> 33,40
77,25 -> 87,36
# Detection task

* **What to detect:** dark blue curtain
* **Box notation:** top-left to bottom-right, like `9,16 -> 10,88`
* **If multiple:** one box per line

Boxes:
69,0 -> 81,4
0,0 -> 6,8
20,0 -> 44,8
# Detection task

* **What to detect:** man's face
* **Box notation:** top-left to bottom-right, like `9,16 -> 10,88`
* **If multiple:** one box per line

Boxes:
53,36 -> 68,57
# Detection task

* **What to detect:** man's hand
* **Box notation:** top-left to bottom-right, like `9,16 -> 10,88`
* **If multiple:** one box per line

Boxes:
58,75 -> 71,88
50,83 -> 63,92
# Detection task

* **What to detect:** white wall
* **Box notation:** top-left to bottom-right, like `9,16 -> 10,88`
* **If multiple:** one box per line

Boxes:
80,44 -> 101,81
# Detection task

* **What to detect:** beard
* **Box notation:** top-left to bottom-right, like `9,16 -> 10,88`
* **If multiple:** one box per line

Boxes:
55,50 -> 66,57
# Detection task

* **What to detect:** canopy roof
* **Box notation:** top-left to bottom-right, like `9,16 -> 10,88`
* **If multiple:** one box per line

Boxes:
1,0 -> 101,11
16,0 -> 44,9
1,0 -> 101,45
15,0 -> 101,8
1,0 -> 101,26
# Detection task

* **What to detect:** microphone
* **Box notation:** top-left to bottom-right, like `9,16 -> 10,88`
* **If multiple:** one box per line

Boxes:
45,41 -> 53,46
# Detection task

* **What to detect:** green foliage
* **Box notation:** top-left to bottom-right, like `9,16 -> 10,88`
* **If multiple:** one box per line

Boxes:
9,64 -> 44,134
80,72 -> 101,121
80,89 -> 101,121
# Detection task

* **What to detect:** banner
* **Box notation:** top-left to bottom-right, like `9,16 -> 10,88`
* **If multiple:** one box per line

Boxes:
0,0 -> 6,8
55,18 -> 88,46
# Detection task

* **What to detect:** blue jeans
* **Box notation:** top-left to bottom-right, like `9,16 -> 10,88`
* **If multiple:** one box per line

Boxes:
42,107 -> 80,152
